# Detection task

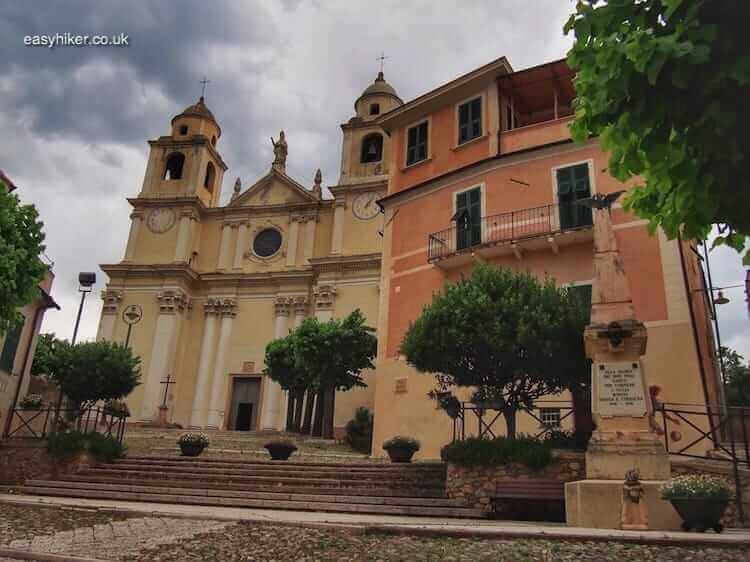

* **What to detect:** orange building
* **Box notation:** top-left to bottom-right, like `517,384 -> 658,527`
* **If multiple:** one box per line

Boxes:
372,57 -> 721,459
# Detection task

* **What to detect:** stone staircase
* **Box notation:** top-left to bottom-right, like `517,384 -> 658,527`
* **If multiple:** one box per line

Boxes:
19,455 -> 487,518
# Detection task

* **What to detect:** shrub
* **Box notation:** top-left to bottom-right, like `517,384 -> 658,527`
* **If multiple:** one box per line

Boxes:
103,399 -> 130,418
19,394 -> 43,409
661,475 -> 732,501
47,430 -> 125,462
441,436 -> 553,470
542,429 -> 591,451
345,407 -> 373,454
382,436 -> 420,452
177,432 -> 209,447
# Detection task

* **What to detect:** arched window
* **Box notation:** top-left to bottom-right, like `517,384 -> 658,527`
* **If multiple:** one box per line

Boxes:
211,136 -> 217,146
179,125 -> 188,135
164,152 -> 185,180
360,133 -> 383,163
204,162 -> 216,194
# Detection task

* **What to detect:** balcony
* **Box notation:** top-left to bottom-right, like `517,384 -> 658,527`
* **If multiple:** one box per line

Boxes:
427,203 -> 593,267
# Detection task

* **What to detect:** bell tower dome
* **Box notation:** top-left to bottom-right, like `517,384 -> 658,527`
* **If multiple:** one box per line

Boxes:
339,72 -> 402,184
138,96 -> 227,207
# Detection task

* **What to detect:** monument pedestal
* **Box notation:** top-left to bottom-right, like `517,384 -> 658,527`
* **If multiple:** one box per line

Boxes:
566,479 -> 681,530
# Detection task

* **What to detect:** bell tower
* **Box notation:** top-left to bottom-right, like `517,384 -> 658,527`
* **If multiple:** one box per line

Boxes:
139,96 -> 228,207
338,72 -> 402,185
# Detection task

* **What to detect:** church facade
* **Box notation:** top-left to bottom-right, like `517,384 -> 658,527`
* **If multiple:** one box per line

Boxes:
97,73 -> 402,433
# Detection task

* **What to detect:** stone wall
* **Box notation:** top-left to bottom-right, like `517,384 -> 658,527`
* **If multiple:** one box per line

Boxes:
446,450 -> 585,511
0,439 -> 80,485
671,458 -> 750,529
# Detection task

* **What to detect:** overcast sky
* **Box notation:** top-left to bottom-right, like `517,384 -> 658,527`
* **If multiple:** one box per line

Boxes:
1,1 -> 747,360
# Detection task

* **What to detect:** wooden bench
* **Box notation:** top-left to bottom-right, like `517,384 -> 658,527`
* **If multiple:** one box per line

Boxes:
490,479 -> 566,522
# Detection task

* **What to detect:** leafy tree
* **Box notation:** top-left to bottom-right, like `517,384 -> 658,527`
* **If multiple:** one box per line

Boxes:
264,310 -> 377,439
0,182 -> 47,333
30,332 -> 58,377
43,339 -> 141,411
265,334 -> 312,431
400,265 -> 590,438
723,346 -> 750,407
565,0 -> 750,263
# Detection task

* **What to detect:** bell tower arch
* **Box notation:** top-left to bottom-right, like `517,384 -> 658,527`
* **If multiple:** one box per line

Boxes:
140,96 -> 228,207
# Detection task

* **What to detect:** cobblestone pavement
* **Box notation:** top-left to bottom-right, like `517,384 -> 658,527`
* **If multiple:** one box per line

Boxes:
0,502 -> 128,544
3,512 -> 231,561
123,521 -> 750,562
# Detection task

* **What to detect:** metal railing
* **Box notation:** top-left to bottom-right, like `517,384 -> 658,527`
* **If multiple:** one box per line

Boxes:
428,203 -> 593,261
451,400 -> 575,442
4,405 -> 128,443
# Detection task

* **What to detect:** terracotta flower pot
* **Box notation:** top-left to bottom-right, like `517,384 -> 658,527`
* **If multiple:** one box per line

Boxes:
179,443 -> 205,457
385,446 -> 417,463
265,443 -> 297,460
669,498 -> 729,532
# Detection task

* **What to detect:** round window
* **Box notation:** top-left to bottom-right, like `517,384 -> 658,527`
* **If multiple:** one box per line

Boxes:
253,228 -> 282,257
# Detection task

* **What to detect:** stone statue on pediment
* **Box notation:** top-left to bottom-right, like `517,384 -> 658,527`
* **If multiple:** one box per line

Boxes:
271,130 -> 288,172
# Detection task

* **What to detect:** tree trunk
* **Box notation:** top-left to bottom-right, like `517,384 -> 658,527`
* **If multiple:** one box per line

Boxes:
293,390 -> 304,432
503,407 -> 517,439
285,392 -> 295,431
322,387 -> 336,440
311,389 -> 325,437
301,390 -> 315,434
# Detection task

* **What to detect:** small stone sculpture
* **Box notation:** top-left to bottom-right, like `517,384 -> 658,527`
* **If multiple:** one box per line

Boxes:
231,177 -> 241,200
312,168 -> 322,198
621,468 -> 648,530
271,130 -> 288,172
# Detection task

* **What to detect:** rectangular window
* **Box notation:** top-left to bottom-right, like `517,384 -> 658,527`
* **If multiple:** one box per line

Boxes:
454,187 -> 482,250
0,321 -> 23,373
458,97 -> 482,144
406,121 -> 428,166
556,163 -> 593,229
540,408 -> 561,428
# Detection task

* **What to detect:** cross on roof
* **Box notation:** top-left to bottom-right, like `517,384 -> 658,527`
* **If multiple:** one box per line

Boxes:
199,77 -> 211,98
376,52 -> 389,73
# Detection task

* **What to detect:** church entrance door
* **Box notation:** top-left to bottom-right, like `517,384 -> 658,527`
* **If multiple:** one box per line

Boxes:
229,378 -> 260,431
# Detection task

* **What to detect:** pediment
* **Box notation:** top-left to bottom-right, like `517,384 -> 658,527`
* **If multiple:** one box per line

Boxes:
229,168 -> 318,207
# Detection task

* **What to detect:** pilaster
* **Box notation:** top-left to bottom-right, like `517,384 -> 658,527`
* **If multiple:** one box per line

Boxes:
123,211 -> 144,262
313,284 -> 337,321
97,289 -> 123,341
206,297 -> 238,428
190,298 -> 220,427
216,222 -> 233,270
232,221 -> 249,269
331,199 -> 345,255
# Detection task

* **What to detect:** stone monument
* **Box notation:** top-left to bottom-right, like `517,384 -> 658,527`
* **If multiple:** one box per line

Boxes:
564,193 -> 680,530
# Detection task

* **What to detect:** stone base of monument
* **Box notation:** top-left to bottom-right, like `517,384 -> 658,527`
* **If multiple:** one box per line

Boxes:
565,479 -> 682,530
585,432 -> 672,481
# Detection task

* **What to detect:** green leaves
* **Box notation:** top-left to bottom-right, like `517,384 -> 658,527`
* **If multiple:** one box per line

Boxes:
565,0 -> 750,263
400,265 -> 590,430
0,185 -> 47,334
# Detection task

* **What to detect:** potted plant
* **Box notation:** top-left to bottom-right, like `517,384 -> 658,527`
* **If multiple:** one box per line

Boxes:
19,394 -> 43,410
177,432 -> 209,457
661,474 -> 732,532
383,436 -> 420,463
264,439 -> 298,460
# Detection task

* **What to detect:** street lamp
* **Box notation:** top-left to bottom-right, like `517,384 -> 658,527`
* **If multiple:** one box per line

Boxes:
71,272 -> 96,345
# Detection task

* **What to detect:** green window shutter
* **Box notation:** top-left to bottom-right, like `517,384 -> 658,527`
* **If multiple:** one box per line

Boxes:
407,122 -> 428,165
458,98 -> 482,144
470,98 -> 482,139
569,284 -> 593,321
0,321 -> 23,373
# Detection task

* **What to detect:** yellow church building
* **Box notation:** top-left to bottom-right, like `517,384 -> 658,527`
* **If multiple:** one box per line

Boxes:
97,72 -> 402,432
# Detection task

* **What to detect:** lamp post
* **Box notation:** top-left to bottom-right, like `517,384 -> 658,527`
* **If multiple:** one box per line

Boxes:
53,272 -> 96,425
71,272 -> 96,345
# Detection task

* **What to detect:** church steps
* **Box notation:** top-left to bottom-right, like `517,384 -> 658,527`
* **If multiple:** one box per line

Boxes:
18,484 -> 486,518
74,467 -> 445,490
118,456 -> 445,472
56,474 -> 448,498
23,480 -> 466,508
106,461 -> 443,482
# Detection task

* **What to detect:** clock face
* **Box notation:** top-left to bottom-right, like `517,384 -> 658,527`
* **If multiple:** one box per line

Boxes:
352,192 -> 380,220
146,208 -> 176,233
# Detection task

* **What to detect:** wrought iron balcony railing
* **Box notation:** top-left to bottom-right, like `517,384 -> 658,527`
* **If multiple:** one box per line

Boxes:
427,202 -> 592,261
